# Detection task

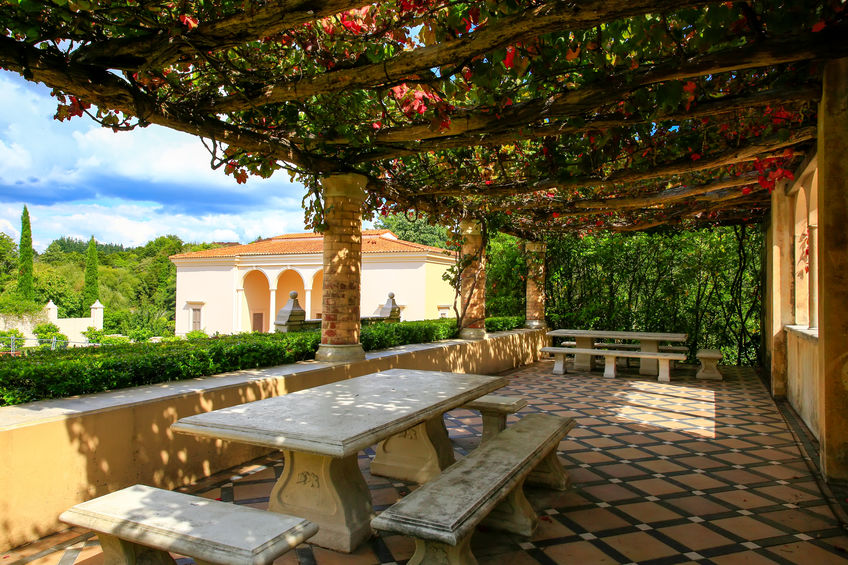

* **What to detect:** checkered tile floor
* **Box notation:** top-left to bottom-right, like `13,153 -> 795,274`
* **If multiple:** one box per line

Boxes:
6,360 -> 848,564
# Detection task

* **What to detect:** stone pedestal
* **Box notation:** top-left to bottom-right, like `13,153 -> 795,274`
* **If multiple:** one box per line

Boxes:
524,241 -> 546,329
818,57 -> 848,482
315,174 -> 368,363
457,220 -> 487,340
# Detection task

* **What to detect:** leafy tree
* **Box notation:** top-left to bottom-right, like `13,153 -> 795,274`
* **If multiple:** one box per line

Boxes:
83,236 -> 99,308
374,213 -> 449,248
17,206 -> 34,300
0,233 -> 18,281
485,233 -> 526,317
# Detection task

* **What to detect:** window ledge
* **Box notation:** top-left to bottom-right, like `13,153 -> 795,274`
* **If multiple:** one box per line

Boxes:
785,325 -> 819,341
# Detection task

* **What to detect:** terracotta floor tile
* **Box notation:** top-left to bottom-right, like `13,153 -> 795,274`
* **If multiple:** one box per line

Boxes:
565,507 -> 632,532
637,459 -> 688,474
594,462 -> 646,478
666,495 -> 733,516
711,516 -> 787,540
711,489 -> 777,509
659,522 -> 737,550
543,540 -> 620,564
627,477 -> 688,496
312,544 -> 379,565
766,540 -> 848,564
602,531 -> 679,561
617,501 -> 684,523
580,482 -> 640,502
531,515 -> 576,541
710,550 -> 782,564
713,469 -> 771,485
758,508 -> 838,531
753,484 -> 822,503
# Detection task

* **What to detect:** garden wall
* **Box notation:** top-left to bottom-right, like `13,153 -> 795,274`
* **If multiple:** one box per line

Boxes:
0,328 -> 546,552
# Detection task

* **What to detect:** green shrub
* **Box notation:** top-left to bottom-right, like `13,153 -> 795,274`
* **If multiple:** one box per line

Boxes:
484,316 -> 524,332
33,322 -> 68,349
0,316 -> 529,406
185,329 -> 209,340
0,329 -> 24,352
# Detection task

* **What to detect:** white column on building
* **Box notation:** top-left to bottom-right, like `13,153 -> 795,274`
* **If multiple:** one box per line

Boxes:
304,287 -> 312,319
234,288 -> 244,333
269,288 -> 277,332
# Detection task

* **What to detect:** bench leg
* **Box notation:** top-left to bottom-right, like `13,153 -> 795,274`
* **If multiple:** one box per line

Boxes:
408,534 -> 476,565
603,356 -> 617,378
697,359 -> 722,380
657,359 -> 671,383
269,451 -> 372,553
372,415 -> 456,483
527,450 -> 571,491
552,354 -> 565,375
481,478 -> 538,538
97,533 -> 178,565
479,410 -> 507,444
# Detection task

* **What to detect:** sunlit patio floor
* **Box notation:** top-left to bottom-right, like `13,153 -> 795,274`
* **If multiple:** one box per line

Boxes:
6,359 -> 848,564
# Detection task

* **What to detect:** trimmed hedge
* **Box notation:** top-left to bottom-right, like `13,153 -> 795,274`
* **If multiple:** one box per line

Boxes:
0,316 -> 528,406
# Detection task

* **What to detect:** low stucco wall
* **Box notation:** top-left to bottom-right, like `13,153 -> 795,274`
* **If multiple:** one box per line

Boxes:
785,325 -> 821,439
0,328 -> 546,552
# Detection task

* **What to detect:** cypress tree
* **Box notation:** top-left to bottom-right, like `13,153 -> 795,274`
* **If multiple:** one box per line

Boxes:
17,205 -> 33,300
83,236 -> 99,308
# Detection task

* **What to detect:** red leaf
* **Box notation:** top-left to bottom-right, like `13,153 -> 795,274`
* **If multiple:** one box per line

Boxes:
504,46 -> 515,69
812,20 -> 826,32
690,153 -> 701,161
179,14 -> 199,30
742,187 -> 752,195
683,81 -> 697,93
566,46 -> 581,61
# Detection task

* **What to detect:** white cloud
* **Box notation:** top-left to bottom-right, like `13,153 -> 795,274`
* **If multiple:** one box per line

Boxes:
0,71 -> 312,248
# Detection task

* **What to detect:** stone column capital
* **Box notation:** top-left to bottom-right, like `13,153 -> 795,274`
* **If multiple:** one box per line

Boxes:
321,173 -> 369,201
525,241 -> 546,254
459,219 -> 482,237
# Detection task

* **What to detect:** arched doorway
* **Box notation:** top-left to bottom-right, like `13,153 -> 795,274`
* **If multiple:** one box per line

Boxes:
276,270 -> 305,315
311,270 -> 324,319
793,188 -> 809,326
243,270 -> 271,332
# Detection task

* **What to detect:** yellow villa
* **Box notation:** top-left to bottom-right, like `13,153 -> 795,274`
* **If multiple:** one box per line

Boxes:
169,229 -> 456,335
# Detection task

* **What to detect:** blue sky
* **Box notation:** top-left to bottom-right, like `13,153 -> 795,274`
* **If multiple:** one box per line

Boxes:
0,70 -> 313,251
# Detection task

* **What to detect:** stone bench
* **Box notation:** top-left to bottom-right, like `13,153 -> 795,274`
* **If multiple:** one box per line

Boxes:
593,343 -> 689,368
697,348 -> 723,380
461,394 -> 527,443
59,484 -> 318,565
372,413 -> 574,565
541,346 -> 686,382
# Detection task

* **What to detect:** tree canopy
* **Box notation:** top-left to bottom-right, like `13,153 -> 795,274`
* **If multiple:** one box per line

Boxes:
1,0 -> 845,238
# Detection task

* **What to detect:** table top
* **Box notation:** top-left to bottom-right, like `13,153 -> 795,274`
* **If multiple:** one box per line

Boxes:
546,329 -> 687,341
172,369 -> 507,457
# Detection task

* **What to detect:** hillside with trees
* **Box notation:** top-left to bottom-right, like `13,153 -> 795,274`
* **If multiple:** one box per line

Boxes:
0,229 -> 220,337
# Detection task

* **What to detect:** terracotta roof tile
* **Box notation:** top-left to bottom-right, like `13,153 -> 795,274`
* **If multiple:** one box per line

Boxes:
170,230 -> 450,259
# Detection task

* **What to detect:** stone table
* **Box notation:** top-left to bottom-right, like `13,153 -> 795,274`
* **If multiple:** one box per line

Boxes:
171,368 -> 506,553
546,329 -> 687,376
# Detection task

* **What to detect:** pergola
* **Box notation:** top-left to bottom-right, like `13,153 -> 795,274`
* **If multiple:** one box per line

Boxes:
1,1 -> 846,478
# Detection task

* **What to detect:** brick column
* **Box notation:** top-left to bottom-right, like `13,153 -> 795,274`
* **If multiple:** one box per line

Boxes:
315,173 -> 368,362
524,241 -> 546,329
458,220 -> 487,340
818,57 -> 848,481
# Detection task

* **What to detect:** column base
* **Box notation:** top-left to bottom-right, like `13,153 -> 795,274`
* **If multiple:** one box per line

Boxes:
459,327 -> 487,340
315,344 -> 366,363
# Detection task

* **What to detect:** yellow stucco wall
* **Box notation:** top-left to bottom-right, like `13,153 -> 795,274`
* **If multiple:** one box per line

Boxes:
0,329 -> 546,552
174,264 -> 236,335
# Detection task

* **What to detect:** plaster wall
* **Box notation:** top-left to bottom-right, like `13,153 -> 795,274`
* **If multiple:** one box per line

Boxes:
0,329 -> 546,552
425,260 -> 456,319
174,264 -> 235,335
360,259 -> 427,319
785,326 -> 821,439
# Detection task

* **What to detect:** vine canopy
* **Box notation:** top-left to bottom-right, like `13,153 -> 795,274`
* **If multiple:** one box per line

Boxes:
1,0 -> 845,238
